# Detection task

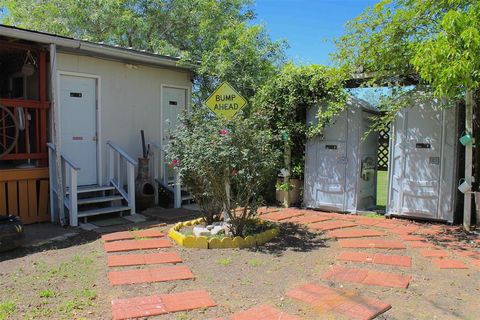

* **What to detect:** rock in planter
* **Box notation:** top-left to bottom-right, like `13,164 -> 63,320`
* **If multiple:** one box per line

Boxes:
193,226 -> 211,237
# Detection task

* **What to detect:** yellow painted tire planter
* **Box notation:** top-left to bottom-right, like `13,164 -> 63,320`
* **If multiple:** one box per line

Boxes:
168,218 -> 279,249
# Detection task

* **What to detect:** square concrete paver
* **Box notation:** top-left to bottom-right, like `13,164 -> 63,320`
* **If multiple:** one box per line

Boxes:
337,251 -> 412,267
419,249 -> 449,258
108,265 -> 194,285
111,289 -> 216,320
327,229 -> 385,239
287,283 -> 391,320
432,259 -> 468,269
102,228 -> 164,242
104,238 -> 172,252
107,252 -> 182,267
338,239 -> 406,249
309,221 -> 358,231
321,266 -> 411,288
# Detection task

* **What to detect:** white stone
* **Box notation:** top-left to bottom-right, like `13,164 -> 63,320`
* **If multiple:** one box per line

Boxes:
193,226 -> 211,237
210,225 -> 225,235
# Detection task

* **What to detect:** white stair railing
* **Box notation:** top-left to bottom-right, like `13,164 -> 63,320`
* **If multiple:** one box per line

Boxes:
106,141 -> 137,214
150,142 -> 181,208
47,143 -> 80,226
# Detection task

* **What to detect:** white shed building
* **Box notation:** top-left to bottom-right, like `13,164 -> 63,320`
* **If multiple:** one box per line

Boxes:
0,25 -> 193,226
387,95 -> 459,223
304,97 -> 379,212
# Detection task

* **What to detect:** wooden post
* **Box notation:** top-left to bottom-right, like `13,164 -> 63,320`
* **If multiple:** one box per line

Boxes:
464,90 -> 473,231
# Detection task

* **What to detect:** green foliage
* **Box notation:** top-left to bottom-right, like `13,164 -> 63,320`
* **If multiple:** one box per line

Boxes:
167,106 -> 280,236
253,63 -> 347,180
335,0 -> 480,103
275,182 -> 293,191
39,289 -> 55,298
217,257 -> 233,266
0,0 -> 285,102
0,300 -> 15,320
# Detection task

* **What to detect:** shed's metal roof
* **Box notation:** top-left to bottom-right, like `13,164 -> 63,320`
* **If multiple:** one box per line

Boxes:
0,24 -> 194,72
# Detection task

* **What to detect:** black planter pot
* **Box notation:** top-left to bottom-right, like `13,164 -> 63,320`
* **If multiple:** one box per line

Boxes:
0,215 -> 25,252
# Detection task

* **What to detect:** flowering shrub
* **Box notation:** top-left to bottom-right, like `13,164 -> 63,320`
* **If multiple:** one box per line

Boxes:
167,107 -> 280,236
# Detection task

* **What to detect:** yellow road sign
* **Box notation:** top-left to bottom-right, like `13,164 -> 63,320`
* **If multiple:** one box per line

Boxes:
204,82 -> 248,119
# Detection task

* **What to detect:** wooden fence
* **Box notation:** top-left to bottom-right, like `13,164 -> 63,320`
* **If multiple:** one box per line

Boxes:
0,167 -> 50,224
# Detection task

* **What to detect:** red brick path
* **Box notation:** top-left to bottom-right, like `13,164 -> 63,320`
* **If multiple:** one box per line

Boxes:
104,238 -> 172,252
107,252 -> 182,267
337,251 -> 412,267
327,229 -> 385,239
101,228 -> 164,242
108,265 -> 194,285
338,239 -> 406,249
111,289 -> 217,320
287,283 -> 391,320
321,265 -> 412,288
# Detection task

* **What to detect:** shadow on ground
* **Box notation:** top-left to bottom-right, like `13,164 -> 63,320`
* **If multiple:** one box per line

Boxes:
251,222 -> 328,256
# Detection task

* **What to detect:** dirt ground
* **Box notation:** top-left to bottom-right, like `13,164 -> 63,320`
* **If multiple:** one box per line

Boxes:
1,213 -> 479,320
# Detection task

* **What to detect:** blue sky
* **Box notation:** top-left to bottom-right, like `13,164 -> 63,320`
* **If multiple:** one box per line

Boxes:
253,0 -> 378,65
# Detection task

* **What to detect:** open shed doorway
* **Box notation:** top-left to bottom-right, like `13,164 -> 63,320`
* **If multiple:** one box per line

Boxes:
376,125 -> 389,211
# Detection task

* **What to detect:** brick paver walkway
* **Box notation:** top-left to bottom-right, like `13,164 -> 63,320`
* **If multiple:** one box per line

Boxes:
321,266 -> 412,288
338,239 -> 406,249
108,265 -> 194,285
287,283 -> 391,320
107,252 -> 182,267
327,229 -> 385,239
111,289 -> 217,320
101,227 -> 216,319
104,238 -> 172,252
337,251 -> 412,267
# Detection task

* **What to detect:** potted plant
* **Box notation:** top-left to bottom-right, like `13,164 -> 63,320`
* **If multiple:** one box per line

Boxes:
275,156 -> 303,206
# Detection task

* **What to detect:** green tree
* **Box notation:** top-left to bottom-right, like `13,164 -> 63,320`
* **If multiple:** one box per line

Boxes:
252,63 -> 347,205
335,0 -> 480,98
167,106 -> 280,236
334,0 -> 480,130
0,0 -> 285,101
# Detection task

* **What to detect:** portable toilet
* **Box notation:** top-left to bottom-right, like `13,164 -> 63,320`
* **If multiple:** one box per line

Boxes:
387,95 -> 459,223
304,97 -> 379,212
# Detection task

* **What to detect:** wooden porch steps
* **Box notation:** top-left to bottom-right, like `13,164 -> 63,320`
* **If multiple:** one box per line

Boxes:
67,184 -> 116,195
78,205 -> 131,218
78,195 -> 123,205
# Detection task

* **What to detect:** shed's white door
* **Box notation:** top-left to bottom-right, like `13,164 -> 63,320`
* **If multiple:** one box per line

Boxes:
162,86 -> 187,181
162,86 -> 187,146
60,75 -> 97,186
391,108 -> 442,219
311,110 -> 348,211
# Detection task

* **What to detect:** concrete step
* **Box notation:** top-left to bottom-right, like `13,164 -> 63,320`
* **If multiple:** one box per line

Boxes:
78,205 -> 130,218
78,195 -> 124,205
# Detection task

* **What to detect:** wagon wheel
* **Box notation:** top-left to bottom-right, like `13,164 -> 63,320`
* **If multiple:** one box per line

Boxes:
0,105 -> 19,159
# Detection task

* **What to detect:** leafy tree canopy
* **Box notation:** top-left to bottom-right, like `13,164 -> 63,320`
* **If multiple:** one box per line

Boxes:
335,0 -> 480,98
0,0 -> 285,101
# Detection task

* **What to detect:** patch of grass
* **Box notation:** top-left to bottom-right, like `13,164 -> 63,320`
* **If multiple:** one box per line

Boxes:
248,259 -> 263,267
217,257 -> 232,266
0,300 -> 15,320
363,213 -> 384,219
78,289 -> 97,300
39,289 -> 55,298
376,170 -> 388,209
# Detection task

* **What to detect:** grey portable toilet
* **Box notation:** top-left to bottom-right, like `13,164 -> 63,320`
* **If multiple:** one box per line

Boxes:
304,97 -> 379,212
387,94 -> 459,223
